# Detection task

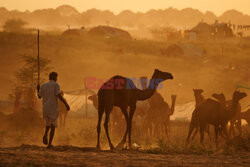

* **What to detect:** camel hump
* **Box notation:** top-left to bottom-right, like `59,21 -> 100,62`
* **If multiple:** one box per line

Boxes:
204,98 -> 220,106
111,75 -> 127,80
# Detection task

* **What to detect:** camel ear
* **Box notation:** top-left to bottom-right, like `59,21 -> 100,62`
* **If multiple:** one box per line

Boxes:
154,69 -> 159,73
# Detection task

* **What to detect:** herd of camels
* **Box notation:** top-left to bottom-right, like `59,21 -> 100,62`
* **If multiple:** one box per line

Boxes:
59,69 -> 250,150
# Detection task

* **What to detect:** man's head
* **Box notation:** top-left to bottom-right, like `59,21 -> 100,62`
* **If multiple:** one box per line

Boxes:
49,72 -> 58,81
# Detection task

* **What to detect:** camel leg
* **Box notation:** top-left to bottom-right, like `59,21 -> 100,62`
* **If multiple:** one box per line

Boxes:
164,122 -> 169,138
206,125 -> 211,141
128,105 -> 136,149
221,124 -> 229,140
236,119 -> 242,136
199,125 -> 205,146
214,126 -> 219,147
187,119 -> 196,142
155,123 -> 161,138
191,128 -> 198,141
218,125 -> 225,139
229,121 -> 235,138
104,109 -> 115,150
96,105 -> 104,149
116,108 -> 129,149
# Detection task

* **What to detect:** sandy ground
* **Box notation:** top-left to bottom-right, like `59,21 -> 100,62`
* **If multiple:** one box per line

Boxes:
0,145 -> 249,167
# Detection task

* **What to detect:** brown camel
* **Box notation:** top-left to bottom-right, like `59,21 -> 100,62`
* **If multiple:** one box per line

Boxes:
212,93 -> 242,137
96,69 -> 173,150
145,91 -> 177,138
186,89 -> 211,142
58,91 -> 69,128
241,109 -> 250,126
158,94 -> 177,138
196,91 -> 247,145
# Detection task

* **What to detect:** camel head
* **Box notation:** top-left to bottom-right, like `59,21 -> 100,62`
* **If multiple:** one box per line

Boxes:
232,90 -> 247,101
88,94 -> 97,102
171,94 -> 177,101
152,69 -> 173,82
212,93 -> 226,103
193,89 -> 204,96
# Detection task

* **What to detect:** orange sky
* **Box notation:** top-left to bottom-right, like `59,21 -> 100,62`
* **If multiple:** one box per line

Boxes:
0,0 -> 250,15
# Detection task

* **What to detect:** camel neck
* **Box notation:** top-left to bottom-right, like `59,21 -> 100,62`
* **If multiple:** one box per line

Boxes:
170,97 -> 176,115
195,95 -> 205,106
228,98 -> 239,119
136,77 -> 160,101
136,89 -> 156,101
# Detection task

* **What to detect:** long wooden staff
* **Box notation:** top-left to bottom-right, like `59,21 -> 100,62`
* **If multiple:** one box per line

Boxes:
37,29 -> 40,85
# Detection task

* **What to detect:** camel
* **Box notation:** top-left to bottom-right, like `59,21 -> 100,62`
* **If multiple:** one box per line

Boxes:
96,69 -> 173,150
186,89 -> 211,142
241,109 -> 250,126
196,90 -> 247,145
58,91 -> 69,128
165,95 -> 177,137
212,93 -> 242,137
145,91 -> 177,138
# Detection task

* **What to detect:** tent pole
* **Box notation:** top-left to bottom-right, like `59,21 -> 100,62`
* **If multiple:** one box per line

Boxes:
84,78 -> 88,119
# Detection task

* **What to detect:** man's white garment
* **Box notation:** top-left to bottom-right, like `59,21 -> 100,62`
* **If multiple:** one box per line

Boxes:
39,80 -> 61,121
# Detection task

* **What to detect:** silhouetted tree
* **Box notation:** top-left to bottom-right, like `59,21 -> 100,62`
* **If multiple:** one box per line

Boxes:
10,55 -> 51,111
3,19 -> 27,32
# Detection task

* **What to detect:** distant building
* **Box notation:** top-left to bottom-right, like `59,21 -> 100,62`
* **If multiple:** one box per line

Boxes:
186,21 -> 234,40
211,20 -> 234,38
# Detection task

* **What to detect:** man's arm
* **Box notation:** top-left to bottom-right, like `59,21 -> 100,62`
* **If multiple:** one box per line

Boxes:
57,94 -> 70,111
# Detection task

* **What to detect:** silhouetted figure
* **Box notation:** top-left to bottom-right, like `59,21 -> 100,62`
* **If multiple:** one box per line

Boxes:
37,72 -> 70,148
96,69 -> 173,150
212,93 -> 242,137
187,89 -> 211,142
145,91 -> 177,138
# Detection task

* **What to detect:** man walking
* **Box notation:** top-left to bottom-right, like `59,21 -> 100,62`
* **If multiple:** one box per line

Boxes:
37,72 -> 70,148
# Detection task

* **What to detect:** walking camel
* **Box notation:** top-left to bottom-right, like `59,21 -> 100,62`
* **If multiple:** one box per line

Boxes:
145,91 -> 177,138
212,93 -> 242,137
157,94 -> 177,138
96,69 -> 173,150
196,91 -> 247,146
186,89 -> 210,142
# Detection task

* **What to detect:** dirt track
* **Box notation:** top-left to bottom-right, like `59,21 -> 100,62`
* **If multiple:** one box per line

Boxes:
0,145 -> 249,167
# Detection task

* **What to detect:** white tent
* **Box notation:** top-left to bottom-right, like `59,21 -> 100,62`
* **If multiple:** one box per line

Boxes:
63,89 -> 97,117
171,101 -> 195,121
